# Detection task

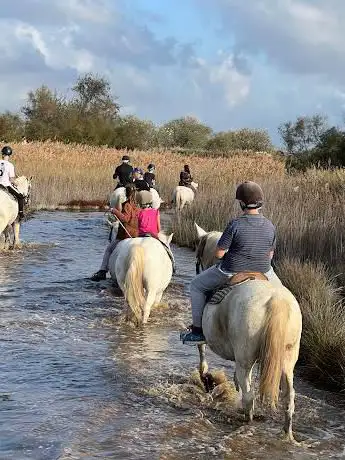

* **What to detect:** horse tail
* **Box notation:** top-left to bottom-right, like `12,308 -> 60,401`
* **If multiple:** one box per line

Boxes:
123,244 -> 146,324
258,294 -> 290,409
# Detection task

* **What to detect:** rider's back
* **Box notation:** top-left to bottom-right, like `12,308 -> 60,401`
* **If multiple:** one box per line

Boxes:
218,214 -> 276,274
113,163 -> 133,185
0,159 -> 15,187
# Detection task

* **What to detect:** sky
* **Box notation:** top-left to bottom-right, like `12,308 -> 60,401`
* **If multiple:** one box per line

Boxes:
1,0 -> 345,145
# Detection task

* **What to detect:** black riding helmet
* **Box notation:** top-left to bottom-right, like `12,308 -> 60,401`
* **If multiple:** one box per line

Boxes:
148,163 -> 155,170
122,155 -> 130,161
1,145 -> 12,156
236,181 -> 264,209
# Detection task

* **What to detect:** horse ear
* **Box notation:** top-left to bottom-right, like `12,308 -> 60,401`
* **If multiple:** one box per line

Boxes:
167,233 -> 174,244
29,176 -> 33,181
195,222 -> 207,239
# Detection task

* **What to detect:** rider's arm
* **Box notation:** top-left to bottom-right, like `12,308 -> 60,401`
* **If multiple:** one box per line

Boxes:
215,221 -> 235,258
113,166 -> 119,180
112,202 -> 132,223
9,163 -> 16,183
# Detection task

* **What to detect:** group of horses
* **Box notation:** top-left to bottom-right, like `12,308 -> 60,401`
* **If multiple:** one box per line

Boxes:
0,177 -> 303,443
105,184 -> 302,442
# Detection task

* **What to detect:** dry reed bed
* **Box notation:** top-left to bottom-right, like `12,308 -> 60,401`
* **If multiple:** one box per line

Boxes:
11,141 -> 345,389
11,141 -> 283,208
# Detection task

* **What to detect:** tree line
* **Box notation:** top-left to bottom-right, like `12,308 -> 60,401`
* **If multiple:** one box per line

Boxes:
0,73 -> 272,154
1,72 -> 344,169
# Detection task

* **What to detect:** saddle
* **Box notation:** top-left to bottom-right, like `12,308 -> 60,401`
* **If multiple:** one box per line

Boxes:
0,184 -> 16,202
207,271 -> 268,305
141,234 -> 176,274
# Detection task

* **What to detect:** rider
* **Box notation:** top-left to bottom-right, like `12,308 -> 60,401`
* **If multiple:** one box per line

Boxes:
143,164 -> 156,188
179,164 -> 196,192
0,145 -> 25,221
90,184 -> 139,281
137,190 -> 161,238
113,155 -> 133,189
180,181 -> 279,345
133,168 -> 150,192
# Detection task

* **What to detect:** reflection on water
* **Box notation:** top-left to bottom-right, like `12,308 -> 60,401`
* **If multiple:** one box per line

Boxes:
0,211 -> 344,460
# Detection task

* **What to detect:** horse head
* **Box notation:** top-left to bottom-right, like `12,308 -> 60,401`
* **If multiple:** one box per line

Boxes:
158,232 -> 174,247
13,176 -> 32,204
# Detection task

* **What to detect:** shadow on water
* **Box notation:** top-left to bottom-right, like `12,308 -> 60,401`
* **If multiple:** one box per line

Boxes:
0,211 -> 344,460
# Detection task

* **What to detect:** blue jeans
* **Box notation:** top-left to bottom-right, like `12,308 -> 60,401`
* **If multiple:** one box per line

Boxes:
190,265 -> 281,328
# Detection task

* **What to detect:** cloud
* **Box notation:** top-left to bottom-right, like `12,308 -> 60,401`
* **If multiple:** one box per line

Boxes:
206,0 -> 345,83
2,0 -> 345,145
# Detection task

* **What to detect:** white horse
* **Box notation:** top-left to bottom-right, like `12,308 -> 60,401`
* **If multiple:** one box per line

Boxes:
109,187 -> 163,211
192,223 -> 302,441
172,182 -> 198,212
108,233 -> 174,325
0,176 -> 31,249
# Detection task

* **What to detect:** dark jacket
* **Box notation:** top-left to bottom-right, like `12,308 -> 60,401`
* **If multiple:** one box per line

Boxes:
113,163 -> 133,186
134,179 -> 150,192
144,171 -> 155,187
179,171 -> 192,187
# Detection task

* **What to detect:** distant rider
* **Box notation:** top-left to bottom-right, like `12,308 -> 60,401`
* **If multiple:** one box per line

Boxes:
0,145 -> 25,221
179,164 -> 196,192
144,164 -> 156,188
133,168 -> 150,192
113,155 -> 133,189
180,181 -> 281,345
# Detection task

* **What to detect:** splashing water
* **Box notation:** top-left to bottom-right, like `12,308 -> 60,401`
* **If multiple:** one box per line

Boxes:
0,211 -> 344,459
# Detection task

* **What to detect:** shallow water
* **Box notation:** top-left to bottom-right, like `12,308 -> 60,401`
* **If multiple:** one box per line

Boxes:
0,211 -> 344,460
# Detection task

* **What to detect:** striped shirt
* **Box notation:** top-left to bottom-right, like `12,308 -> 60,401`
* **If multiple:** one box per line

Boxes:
217,214 -> 276,274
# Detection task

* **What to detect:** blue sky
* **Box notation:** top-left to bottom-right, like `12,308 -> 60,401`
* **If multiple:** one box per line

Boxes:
1,0 -> 345,145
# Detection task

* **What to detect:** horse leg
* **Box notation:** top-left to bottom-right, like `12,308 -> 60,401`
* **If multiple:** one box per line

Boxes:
153,290 -> 163,306
281,354 -> 298,442
13,221 -> 21,248
234,371 -> 240,392
197,344 -> 216,392
142,290 -> 155,324
236,363 -> 255,422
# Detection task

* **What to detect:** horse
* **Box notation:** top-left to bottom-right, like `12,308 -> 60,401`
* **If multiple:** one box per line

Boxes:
172,182 -> 198,212
108,233 -> 174,325
109,187 -> 163,211
107,187 -> 164,241
0,176 -> 32,249
191,222 -> 302,441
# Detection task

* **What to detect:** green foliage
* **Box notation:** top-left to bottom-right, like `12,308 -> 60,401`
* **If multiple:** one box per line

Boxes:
285,126 -> 345,173
206,128 -> 272,153
113,116 -> 158,150
0,111 -> 24,141
158,116 -> 212,150
278,114 -> 328,154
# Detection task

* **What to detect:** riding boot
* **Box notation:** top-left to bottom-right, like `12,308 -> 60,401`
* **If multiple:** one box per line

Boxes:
18,196 -> 25,221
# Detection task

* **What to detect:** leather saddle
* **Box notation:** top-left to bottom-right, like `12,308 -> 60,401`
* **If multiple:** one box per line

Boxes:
207,271 -> 269,305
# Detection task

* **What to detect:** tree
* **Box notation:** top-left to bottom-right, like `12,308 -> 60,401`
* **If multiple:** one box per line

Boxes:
113,116 -> 158,150
21,86 -> 65,140
0,112 -> 24,141
158,116 -> 212,150
206,128 -> 272,153
278,114 -> 328,154
72,73 -> 119,119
